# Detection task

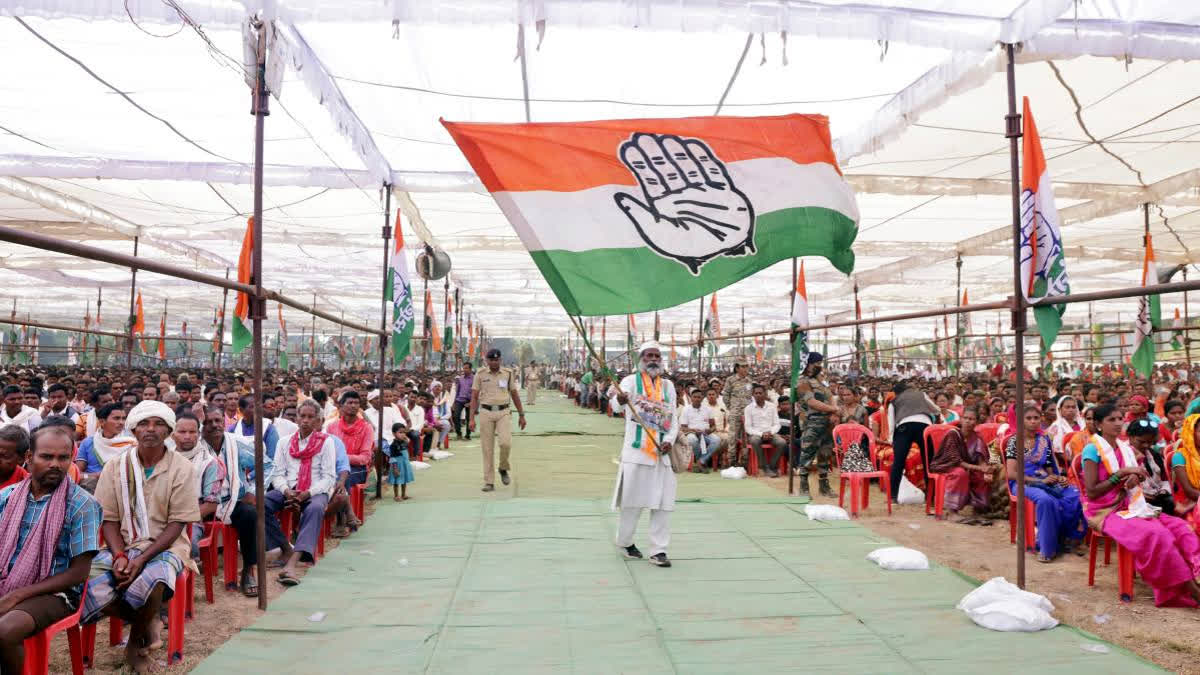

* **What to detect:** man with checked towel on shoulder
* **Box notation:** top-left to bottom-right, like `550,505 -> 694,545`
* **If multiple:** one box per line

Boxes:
0,425 -> 100,673
610,342 -> 680,568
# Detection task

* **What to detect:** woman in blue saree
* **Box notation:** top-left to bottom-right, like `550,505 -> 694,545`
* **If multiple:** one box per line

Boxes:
1005,405 -> 1086,562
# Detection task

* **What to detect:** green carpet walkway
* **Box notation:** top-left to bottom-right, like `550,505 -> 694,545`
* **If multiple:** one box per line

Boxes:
196,393 -> 1160,674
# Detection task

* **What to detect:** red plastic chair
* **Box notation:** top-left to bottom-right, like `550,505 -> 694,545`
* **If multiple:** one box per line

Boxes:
82,569 -> 193,669
922,424 -> 957,519
832,423 -> 891,518
975,422 -> 1000,447
1070,454 -> 1136,602
196,522 -> 220,604
23,581 -> 86,675
351,483 -> 365,522
1003,449 -> 1037,551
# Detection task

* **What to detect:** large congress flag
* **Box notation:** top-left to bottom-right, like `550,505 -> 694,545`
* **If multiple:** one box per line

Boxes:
443,114 -> 859,315
1019,98 -> 1070,355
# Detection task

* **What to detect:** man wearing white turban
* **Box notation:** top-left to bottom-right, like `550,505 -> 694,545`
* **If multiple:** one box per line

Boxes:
610,342 -> 680,567
82,400 -> 200,673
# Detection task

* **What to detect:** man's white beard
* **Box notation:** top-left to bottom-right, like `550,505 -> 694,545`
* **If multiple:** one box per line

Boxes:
640,362 -> 663,377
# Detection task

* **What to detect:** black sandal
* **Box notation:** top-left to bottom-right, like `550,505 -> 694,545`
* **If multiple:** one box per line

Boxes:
278,571 -> 301,586
241,572 -> 259,597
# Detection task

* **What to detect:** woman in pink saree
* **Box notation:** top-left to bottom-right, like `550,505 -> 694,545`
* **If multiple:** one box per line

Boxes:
1080,403 -> 1200,608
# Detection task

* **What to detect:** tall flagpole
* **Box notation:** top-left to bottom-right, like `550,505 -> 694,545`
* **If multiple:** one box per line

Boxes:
377,190 -> 392,500
126,236 -> 138,367
1004,42 -> 1028,588
215,269 -> 230,371
248,18 -> 270,610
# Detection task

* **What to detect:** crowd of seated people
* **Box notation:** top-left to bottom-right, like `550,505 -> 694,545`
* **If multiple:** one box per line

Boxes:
0,363 -> 474,670
559,356 -> 1200,607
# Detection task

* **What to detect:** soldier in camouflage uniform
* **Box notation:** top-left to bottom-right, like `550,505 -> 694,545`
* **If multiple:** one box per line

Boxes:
721,362 -> 754,464
796,352 -> 839,497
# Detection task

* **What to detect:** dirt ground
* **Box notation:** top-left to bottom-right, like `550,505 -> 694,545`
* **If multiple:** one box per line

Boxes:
762,472 -> 1200,675
47,499 -> 379,674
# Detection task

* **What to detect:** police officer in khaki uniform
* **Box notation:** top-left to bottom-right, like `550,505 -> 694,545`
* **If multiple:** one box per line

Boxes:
524,361 -> 539,405
469,348 -> 526,492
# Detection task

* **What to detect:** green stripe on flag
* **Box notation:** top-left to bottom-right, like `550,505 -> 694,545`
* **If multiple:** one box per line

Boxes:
530,207 -> 856,315
232,316 -> 251,354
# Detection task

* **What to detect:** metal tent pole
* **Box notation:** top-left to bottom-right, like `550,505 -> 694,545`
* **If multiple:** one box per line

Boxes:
310,293 -> 317,369
697,296 -> 706,371
126,236 -> 139,366
1185,268 -> 1193,372
955,255 -> 963,374
442,276 -> 450,371
1004,42 -> 1028,589
216,269 -> 230,372
378,189 -> 392,501
95,287 -> 102,363
249,19 -> 269,611
423,272 -> 430,371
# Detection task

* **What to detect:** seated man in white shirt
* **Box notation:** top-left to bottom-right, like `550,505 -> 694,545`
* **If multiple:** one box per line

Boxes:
701,387 -> 730,453
0,385 -> 41,433
677,388 -> 719,472
743,384 -> 785,478
266,399 -> 337,586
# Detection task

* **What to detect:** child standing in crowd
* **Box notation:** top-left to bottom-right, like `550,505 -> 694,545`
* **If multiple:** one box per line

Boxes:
389,422 -> 415,501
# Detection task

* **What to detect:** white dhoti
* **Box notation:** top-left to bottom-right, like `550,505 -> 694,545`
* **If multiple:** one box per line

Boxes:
611,371 -> 680,558
612,460 -> 676,556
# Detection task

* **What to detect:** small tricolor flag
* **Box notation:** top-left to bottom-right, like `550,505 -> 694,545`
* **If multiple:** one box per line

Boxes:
790,260 -> 809,389
1132,234 -> 1159,377
277,303 -> 289,370
443,114 -> 859,315
232,218 -> 254,354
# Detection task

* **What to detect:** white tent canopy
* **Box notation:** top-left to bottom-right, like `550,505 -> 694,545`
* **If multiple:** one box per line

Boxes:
2,1 -> 1199,344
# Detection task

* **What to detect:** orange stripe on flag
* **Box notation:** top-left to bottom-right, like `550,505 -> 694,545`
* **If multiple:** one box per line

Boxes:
235,218 -> 254,321
1021,97 -> 1044,298
1141,233 -> 1155,286
442,114 -> 838,193
133,292 -> 145,334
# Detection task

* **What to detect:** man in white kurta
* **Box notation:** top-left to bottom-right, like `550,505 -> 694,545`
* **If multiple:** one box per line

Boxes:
610,342 -> 679,567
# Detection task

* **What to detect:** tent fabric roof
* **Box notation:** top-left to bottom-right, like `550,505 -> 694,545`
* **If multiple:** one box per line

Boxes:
2,1 -> 1200,341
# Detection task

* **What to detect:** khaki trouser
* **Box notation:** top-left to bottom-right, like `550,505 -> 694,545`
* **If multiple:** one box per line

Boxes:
479,406 -> 512,485
525,382 -> 537,404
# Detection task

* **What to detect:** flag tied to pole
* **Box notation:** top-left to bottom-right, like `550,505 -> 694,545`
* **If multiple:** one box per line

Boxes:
387,210 -> 415,363
1019,97 -> 1070,355
1132,233 -> 1160,377
790,260 -> 809,390
232,218 -> 253,354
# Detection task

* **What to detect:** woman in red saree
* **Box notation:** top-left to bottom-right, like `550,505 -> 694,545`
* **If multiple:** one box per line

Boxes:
928,409 -> 994,523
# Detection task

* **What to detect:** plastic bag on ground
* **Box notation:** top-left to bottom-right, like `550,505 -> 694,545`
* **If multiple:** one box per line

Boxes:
429,449 -> 454,460
804,504 -> 850,521
720,466 -> 747,480
956,577 -> 1055,613
411,461 -> 431,470
866,546 -> 930,570
896,476 -> 925,505
964,599 -> 1058,632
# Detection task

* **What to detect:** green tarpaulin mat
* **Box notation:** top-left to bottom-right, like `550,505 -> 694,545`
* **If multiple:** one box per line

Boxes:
196,394 -> 1161,674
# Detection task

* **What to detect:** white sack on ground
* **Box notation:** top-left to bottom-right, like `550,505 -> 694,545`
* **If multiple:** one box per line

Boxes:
958,577 -> 1058,632
804,504 -> 850,521
897,476 -> 925,505
866,546 -> 930,570
720,466 -> 747,480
